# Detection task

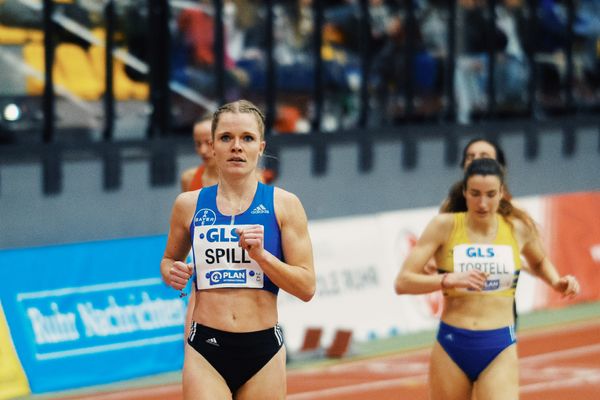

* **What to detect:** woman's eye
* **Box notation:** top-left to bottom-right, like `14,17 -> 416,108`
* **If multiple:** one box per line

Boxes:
220,135 -> 231,142
243,135 -> 254,142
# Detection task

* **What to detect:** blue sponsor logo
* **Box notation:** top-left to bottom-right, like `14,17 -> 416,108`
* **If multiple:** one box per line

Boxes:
466,247 -> 495,258
199,227 -> 239,243
207,270 -> 247,285
194,209 -> 216,226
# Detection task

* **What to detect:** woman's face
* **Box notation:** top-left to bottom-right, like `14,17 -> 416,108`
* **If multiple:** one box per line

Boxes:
464,174 -> 503,220
193,120 -> 215,167
212,112 -> 265,178
463,141 -> 497,171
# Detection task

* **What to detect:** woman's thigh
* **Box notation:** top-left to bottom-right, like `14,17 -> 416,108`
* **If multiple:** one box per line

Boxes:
182,344 -> 232,400
429,341 -> 473,400
236,346 -> 287,400
474,344 -> 519,400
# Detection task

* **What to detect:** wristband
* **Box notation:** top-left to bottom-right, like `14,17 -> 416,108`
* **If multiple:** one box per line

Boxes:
441,273 -> 449,289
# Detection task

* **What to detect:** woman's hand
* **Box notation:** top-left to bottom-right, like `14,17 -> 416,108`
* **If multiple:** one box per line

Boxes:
552,275 -> 580,298
237,225 -> 266,261
168,261 -> 193,291
443,270 -> 488,291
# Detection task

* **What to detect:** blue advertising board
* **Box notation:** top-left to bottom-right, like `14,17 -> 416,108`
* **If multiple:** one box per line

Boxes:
0,235 -> 187,393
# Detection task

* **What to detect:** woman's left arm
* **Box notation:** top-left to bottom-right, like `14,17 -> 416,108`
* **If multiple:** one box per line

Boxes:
238,188 -> 315,302
519,223 -> 580,298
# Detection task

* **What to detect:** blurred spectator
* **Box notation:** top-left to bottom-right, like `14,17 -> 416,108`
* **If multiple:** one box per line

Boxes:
370,2 -> 441,123
0,0 -> 41,27
454,0 -> 529,123
575,0 -> 600,101
174,0 -> 249,99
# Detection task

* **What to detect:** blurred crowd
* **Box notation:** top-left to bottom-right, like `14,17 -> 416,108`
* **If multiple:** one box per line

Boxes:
1,0 -> 599,132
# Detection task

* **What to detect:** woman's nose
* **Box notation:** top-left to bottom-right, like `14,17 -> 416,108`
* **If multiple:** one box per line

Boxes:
232,137 -> 242,149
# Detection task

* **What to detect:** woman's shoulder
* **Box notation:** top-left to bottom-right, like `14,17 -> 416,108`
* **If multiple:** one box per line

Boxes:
273,187 -> 306,222
433,212 -> 456,227
174,188 -> 200,209
508,216 -> 535,243
423,213 -> 456,238
273,186 -> 300,204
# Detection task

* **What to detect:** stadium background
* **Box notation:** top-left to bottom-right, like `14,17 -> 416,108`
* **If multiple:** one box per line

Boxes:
0,0 -> 599,399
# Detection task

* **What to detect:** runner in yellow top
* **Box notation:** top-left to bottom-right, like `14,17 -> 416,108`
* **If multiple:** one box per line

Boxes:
395,158 -> 580,400
436,211 -> 521,298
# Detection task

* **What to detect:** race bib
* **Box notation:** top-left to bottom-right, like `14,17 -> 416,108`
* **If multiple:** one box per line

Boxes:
453,244 -> 516,292
193,224 -> 265,290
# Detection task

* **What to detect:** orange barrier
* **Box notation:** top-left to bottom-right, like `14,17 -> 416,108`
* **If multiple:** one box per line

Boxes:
545,192 -> 600,307
299,327 -> 323,353
325,329 -> 353,358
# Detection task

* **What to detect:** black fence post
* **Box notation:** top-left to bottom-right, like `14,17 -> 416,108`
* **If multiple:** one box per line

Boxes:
150,143 -> 176,186
263,0 -> 279,176
486,0 -> 497,117
444,127 -> 459,166
213,0 -> 226,106
265,0 -> 276,135
445,0 -> 457,122
103,146 -> 121,190
402,133 -> 417,170
524,123 -> 539,160
311,0 -> 327,175
562,124 -> 576,157
42,0 -> 55,145
358,0 -> 373,172
564,0 -> 575,112
103,0 -> 115,143
102,0 -> 121,190
147,0 -> 171,139
526,0 -> 538,117
43,147 -> 62,195
404,0 -> 416,120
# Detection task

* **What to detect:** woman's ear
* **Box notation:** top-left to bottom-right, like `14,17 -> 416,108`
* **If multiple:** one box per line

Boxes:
259,140 -> 266,157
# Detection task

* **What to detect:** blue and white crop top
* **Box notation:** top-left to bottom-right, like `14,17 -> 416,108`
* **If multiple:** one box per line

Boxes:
190,182 -> 281,295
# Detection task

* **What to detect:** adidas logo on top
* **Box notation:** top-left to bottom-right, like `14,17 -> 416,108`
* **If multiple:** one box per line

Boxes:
250,204 -> 269,214
205,337 -> 219,346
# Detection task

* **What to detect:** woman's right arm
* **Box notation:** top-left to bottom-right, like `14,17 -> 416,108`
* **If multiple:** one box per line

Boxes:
160,192 -> 196,290
395,214 -> 453,294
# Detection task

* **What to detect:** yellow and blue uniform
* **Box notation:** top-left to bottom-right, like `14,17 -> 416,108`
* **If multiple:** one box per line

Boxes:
435,212 -> 521,381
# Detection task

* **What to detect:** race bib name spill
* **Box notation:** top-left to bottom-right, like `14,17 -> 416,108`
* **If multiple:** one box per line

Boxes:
193,224 -> 265,290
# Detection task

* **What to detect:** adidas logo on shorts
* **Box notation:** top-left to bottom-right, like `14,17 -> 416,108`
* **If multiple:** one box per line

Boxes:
250,204 -> 269,214
205,337 -> 219,347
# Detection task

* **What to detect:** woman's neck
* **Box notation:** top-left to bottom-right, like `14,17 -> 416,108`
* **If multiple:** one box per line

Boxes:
202,164 -> 219,187
465,212 -> 498,239
218,175 -> 258,203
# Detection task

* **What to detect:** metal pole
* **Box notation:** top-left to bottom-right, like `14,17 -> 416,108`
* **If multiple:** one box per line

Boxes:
404,0 -> 416,119
358,0 -> 372,172
103,0 -> 115,142
213,0 -> 226,105
311,0 -> 324,133
445,0 -> 457,121
486,0 -> 496,117
265,0 -> 276,135
42,0 -> 55,144
146,0 -> 171,138
564,0 -> 575,111
526,0 -> 538,117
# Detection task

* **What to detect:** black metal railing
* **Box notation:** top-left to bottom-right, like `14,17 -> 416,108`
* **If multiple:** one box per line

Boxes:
0,0 -> 598,196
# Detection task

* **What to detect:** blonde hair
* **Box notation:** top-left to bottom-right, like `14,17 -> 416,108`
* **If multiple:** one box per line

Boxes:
211,99 -> 265,140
